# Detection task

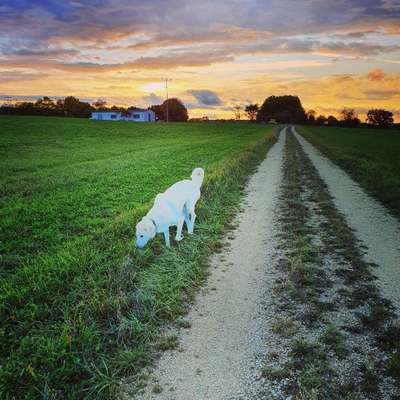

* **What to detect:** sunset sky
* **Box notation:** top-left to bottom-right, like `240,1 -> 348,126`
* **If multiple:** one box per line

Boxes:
0,0 -> 399,119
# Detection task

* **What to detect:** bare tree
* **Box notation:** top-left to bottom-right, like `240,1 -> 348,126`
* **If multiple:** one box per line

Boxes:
340,108 -> 357,121
306,109 -> 316,124
340,108 -> 361,127
233,105 -> 242,120
35,96 -> 56,109
245,104 -> 259,121
93,99 -> 107,110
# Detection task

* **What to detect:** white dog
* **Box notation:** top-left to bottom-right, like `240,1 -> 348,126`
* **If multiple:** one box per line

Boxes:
135,167 -> 205,248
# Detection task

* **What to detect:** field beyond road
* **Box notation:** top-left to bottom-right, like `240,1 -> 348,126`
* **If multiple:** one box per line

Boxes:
297,125 -> 400,217
0,116 -> 275,398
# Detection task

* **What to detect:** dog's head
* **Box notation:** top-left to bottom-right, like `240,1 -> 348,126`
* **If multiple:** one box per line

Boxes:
135,217 -> 156,248
191,167 -> 205,187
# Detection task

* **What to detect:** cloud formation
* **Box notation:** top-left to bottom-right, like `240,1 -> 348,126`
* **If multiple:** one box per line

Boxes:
0,1 -> 399,118
188,90 -> 222,106
0,70 -> 45,81
1,1 -> 399,54
142,92 -> 163,105
367,69 -> 387,81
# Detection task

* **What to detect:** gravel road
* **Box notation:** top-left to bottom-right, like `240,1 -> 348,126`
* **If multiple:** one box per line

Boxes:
293,126 -> 400,311
133,128 -> 286,399
128,125 -> 400,399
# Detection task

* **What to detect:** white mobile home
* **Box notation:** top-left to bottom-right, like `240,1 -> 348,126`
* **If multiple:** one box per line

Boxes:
91,111 -> 122,121
125,108 -> 156,122
91,108 -> 155,122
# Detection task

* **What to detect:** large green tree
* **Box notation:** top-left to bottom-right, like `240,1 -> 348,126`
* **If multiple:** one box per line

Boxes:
366,109 -> 394,129
63,96 -> 93,118
151,98 -> 188,122
327,115 -> 339,126
257,95 -> 306,123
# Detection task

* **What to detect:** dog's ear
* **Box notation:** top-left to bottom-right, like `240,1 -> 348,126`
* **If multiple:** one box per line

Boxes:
141,217 -> 156,237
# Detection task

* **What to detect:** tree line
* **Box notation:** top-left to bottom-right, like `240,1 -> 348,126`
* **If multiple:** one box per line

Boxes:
0,96 -> 94,118
0,94 -> 396,128
241,96 -> 396,129
0,96 -> 189,121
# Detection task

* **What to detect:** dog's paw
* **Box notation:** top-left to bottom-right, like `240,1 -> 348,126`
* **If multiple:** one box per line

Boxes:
175,235 -> 184,241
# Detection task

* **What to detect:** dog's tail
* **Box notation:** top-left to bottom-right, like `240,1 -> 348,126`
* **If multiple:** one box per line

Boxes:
191,167 -> 205,187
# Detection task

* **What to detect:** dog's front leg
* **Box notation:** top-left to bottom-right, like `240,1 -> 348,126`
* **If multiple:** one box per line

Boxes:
184,207 -> 191,233
163,229 -> 171,247
175,218 -> 184,241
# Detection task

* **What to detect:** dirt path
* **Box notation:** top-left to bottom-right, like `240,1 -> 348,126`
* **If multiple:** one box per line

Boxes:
131,128 -> 285,399
293,126 -> 400,311
127,126 -> 400,399
257,129 -> 399,399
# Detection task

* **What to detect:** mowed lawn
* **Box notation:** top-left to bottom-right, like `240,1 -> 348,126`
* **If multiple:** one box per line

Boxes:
298,125 -> 400,216
0,116 -> 275,398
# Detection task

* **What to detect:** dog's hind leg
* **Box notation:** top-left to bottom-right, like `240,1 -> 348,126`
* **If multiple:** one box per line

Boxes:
186,204 -> 196,234
189,211 -> 196,234
163,229 -> 171,247
175,217 -> 184,241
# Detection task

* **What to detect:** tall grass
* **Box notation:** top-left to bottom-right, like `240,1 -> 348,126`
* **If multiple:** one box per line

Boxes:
0,116 -> 276,398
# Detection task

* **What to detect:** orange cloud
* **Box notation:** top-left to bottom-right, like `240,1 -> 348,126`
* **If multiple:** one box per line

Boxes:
367,69 -> 386,81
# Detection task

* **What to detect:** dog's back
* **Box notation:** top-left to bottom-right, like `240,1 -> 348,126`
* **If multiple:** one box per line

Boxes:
161,168 -> 204,211
150,168 -> 203,221
163,179 -> 200,211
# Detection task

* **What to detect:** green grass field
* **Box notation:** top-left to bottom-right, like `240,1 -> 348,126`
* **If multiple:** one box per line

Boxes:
0,116 -> 276,398
297,125 -> 400,217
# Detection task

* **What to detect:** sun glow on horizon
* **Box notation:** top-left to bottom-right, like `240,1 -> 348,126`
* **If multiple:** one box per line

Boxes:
141,82 -> 166,94
0,1 -> 399,120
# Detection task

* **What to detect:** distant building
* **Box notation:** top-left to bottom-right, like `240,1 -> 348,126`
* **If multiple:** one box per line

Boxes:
91,108 -> 155,122
91,111 -> 121,121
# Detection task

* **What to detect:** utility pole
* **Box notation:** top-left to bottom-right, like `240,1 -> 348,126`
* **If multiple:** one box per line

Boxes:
165,78 -> 170,123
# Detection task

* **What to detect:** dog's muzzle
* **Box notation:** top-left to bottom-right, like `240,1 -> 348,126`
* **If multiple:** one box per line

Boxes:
136,237 -> 148,248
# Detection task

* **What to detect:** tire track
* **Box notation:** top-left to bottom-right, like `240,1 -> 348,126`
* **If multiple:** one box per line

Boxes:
293,126 -> 400,311
126,128 -> 285,399
258,127 -> 399,400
